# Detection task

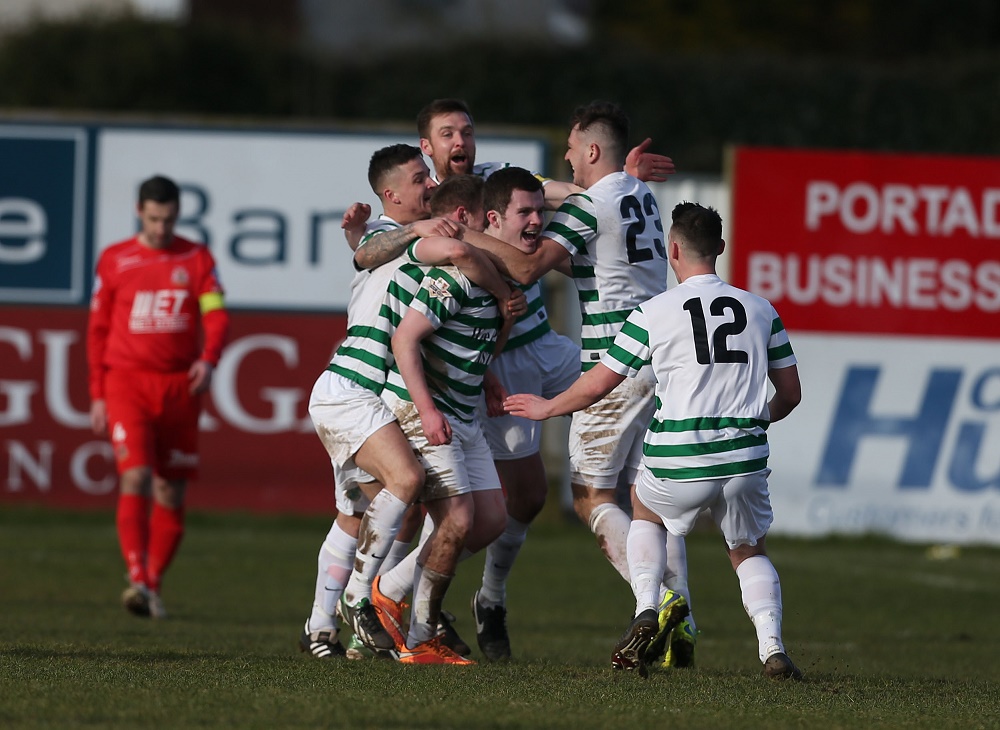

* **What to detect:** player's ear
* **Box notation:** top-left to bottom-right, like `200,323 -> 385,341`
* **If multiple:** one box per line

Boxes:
419,138 -> 433,156
717,239 -> 726,256
486,209 -> 501,228
668,238 -> 680,261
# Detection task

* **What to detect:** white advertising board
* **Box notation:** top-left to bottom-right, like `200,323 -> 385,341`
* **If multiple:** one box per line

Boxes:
94,128 -> 545,310
768,332 -> 1000,544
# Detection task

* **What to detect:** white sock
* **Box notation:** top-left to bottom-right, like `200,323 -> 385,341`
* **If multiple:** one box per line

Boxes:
588,502 -> 632,582
478,516 -> 529,608
380,539 -> 412,575
344,490 -> 408,605
662,531 -> 696,632
736,554 -> 784,662
308,522 -> 356,631
626,519 -> 666,615
377,512 -> 434,602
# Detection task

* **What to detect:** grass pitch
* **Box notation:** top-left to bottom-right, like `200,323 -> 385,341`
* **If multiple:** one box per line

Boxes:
2,506 -> 999,729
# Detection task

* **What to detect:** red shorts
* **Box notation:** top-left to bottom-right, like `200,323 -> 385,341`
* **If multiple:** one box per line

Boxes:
104,369 -> 202,480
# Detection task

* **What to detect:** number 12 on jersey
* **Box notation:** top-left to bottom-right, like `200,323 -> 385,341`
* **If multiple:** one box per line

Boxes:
682,296 -> 750,365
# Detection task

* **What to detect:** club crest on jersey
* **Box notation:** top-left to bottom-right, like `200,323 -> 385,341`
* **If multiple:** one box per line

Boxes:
427,277 -> 453,301
171,267 -> 190,287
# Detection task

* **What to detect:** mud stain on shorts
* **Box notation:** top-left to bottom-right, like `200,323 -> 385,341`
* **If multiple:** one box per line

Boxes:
423,464 -> 455,502
393,400 -> 422,438
314,422 -> 352,462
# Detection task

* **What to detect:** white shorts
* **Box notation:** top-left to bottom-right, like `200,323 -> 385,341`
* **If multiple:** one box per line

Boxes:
333,461 -> 376,515
383,390 -> 501,502
568,366 -> 655,489
309,370 -> 396,470
635,464 -> 774,549
479,330 -> 580,460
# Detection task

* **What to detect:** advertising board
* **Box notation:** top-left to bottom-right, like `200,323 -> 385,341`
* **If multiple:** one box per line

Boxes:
730,147 -> 1000,543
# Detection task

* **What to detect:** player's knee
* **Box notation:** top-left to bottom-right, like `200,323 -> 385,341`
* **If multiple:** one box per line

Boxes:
391,464 -> 425,502
437,510 -> 474,546
466,509 -> 506,552
153,477 -> 186,508
727,539 -> 767,570
522,487 -> 547,520
120,467 -> 153,496
571,486 -> 600,525
570,496 -> 592,526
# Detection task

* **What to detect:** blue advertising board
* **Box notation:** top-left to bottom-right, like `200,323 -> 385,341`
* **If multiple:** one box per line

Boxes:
0,126 -> 89,303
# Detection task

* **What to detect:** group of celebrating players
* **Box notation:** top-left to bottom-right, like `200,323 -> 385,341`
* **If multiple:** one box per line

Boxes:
89,97 -> 803,679
296,98 -> 803,678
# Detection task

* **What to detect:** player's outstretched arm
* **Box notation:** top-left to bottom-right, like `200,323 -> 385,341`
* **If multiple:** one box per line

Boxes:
767,364 -> 802,423
625,138 -> 676,183
392,310 -> 452,446
461,228 -> 569,286
504,362 -> 624,420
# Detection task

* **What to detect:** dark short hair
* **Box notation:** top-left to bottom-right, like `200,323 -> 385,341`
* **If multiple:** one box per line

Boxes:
368,144 -> 423,193
138,175 -> 180,206
430,174 -> 484,218
671,201 -> 723,259
570,101 -> 630,162
417,98 -> 474,139
483,167 -> 543,217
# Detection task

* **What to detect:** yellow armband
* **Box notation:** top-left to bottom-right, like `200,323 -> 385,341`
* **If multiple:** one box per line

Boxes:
199,291 -> 225,314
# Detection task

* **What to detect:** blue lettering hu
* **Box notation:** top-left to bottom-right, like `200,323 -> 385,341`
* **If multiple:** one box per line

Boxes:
816,367 -> 962,488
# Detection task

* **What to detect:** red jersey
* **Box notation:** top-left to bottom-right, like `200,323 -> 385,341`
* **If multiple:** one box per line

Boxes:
87,234 -> 229,400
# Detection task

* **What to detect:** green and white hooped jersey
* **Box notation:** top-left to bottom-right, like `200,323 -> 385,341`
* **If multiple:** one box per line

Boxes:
543,171 -> 668,371
505,281 -> 552,351
326,216 -> 419,394
601,274 -> 797,481
382,264 -> 501,423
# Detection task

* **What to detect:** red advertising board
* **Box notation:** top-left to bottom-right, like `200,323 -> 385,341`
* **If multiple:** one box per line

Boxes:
729,147 -> 1000,338
1,306 -> 346,515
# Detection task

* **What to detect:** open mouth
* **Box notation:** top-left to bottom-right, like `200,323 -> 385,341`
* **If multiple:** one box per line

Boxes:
522,229 -> 540,248
450,152 -> 469,169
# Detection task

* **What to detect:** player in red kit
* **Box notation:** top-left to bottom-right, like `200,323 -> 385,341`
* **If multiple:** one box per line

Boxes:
87,175 -> 230,619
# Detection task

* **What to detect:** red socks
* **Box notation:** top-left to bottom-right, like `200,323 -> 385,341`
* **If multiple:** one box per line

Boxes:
116,494 -> 150,586
116,495 -> 185,593
147,503 -> 185,593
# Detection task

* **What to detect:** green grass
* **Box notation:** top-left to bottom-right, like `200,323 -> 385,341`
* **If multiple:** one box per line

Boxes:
2,506 -> 999,729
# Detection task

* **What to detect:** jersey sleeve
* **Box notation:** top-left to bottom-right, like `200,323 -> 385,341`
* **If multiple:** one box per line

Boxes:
196,249 -> 229,366
86,253 -> 114,400
766,305 -> 797,370
405,239 -> 432,264
541,193 -> 597,256
600,306 -> 651,377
